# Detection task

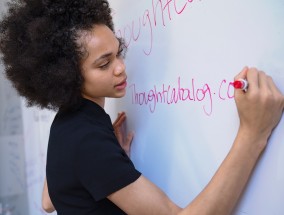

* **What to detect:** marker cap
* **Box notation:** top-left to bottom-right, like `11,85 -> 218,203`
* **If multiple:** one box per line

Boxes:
233,79 -> 248,91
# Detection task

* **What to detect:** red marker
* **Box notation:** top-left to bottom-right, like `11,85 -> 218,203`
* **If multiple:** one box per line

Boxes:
233,79 -> 248,92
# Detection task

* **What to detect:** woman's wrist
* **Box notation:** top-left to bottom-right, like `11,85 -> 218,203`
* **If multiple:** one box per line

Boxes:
234,127 -> 268,158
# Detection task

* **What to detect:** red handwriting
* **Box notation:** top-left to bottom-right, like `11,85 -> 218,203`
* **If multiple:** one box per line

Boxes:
115,0 -> 202,55
219,79 -> 235,100
128,77 -> 235,116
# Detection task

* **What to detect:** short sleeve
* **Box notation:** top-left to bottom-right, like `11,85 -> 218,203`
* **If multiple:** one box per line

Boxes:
75,127 -> 141,201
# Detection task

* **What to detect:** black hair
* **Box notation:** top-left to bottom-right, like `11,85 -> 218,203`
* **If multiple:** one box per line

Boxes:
0,0 -> 115,110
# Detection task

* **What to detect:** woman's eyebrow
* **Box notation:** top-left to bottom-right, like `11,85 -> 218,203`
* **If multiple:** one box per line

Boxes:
92,52 -> 113,65
92,39 -> 121,65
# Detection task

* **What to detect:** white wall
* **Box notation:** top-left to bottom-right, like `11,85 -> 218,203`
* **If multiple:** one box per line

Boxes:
0,58 -> 56,215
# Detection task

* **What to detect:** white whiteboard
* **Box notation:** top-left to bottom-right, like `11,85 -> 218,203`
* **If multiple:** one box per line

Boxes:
107,0 -> 284,214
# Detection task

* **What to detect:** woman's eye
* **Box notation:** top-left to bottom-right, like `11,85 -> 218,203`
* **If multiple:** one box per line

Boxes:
117,49 -> 123,58
116,37 -> 128,59
117,46 -> 126,58
99,62 -> 110,70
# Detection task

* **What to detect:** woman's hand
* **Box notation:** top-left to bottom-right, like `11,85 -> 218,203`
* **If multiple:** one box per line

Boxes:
234,67 -> 284,149
42,177 -> 55,213
113,112 -> 134,157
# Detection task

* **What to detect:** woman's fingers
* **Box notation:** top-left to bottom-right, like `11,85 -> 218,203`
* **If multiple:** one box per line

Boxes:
112,112 -> 134,157
235,66 -> 284,140
258,70 -> 271,93
124,132 -> 134,157
234,66 -> 249,97
113,112 -> 126,127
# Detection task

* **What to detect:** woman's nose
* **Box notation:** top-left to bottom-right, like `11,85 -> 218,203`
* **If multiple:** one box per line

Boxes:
114,58 -> 126,76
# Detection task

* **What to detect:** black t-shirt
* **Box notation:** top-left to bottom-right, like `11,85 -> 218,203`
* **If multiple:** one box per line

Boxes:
46,98 -> 141,214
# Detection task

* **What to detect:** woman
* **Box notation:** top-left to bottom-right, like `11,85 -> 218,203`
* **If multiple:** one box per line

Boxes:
0,0 -> 283,214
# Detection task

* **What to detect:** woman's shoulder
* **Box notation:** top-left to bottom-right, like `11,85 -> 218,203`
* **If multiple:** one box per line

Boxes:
49,100 -> 114,144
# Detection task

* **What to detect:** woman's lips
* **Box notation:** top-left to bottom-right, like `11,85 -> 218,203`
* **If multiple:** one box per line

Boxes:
115,80 -> 127,90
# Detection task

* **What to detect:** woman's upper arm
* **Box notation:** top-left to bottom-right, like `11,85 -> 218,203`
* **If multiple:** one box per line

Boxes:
108,175 -> 182,215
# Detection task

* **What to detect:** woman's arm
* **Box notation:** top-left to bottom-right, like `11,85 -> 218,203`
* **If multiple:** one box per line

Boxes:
42,177 -> 56,213
108,67 -> 284,215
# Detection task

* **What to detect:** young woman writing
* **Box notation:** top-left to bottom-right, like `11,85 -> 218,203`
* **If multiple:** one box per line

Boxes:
0,0 -> 283,214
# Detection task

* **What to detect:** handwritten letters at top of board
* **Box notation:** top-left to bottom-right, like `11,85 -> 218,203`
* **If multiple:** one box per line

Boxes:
112,0 -> 284,116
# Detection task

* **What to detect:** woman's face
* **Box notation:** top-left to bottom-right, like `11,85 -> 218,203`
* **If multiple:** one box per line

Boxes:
79,24 -> 127,107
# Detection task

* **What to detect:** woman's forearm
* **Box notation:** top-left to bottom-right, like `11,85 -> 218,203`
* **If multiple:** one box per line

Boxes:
180,129 -> 267,215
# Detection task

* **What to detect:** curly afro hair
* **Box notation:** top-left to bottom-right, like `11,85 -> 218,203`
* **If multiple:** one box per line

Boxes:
0,0 -> 114,110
